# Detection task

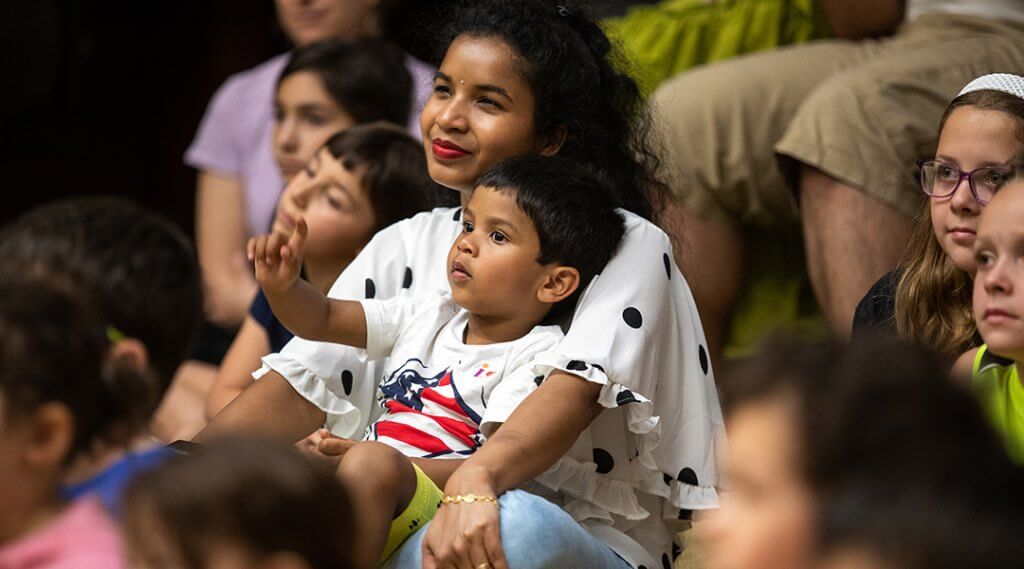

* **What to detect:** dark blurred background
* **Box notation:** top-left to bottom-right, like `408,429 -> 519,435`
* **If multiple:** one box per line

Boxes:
0,0 -> 652,235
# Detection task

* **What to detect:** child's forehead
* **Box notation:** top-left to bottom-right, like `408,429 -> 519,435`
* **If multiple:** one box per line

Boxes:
980,181 -> 1024,232
467,186 -> 529,221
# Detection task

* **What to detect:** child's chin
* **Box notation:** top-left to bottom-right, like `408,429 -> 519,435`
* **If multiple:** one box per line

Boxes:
449,288 -> 473,310
983,335 -> 1024,361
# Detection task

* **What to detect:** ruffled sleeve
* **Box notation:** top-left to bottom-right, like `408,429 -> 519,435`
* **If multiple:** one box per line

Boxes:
530,212 -> 725,529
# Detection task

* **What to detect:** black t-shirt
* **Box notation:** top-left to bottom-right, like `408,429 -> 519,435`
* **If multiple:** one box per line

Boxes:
852,269 -> 901,337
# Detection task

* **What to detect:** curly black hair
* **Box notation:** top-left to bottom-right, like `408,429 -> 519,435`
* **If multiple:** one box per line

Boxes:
433,0 -> 668,221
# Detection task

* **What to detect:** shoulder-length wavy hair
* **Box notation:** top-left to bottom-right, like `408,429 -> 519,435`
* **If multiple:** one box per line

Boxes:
894,89 -> 1024,360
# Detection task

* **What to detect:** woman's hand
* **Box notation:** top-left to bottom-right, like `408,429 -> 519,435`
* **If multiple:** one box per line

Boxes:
421,373 -> 603,569
422,467 -> 508,569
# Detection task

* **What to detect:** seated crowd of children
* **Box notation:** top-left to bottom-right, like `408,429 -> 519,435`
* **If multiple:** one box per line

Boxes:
3,2 -> 1024,568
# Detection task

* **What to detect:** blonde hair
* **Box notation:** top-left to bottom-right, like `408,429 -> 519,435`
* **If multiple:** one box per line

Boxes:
893,90 -> 1024,360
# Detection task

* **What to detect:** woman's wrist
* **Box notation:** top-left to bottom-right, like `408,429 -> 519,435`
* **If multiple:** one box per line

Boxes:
444,462 -> 499,496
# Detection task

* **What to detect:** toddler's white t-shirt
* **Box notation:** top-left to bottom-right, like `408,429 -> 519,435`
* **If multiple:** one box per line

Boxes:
361,292 -> 563,459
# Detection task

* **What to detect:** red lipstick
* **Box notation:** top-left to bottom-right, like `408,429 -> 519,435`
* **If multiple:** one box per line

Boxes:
432,138 -> 470,160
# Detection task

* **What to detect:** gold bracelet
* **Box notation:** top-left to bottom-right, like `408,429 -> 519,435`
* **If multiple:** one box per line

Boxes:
441,494 -> 499,507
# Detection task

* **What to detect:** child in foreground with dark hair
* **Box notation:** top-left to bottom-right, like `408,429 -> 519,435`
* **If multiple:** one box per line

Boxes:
702,335 -> 1024,569
0,198 -> 202,516
122,437 -> 354,569
958,154 -> 1024,463
250,155 -> 625,568
0,275 -> 127,568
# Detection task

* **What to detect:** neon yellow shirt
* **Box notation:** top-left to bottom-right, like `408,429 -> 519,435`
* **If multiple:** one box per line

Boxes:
972,345 -> 1024,464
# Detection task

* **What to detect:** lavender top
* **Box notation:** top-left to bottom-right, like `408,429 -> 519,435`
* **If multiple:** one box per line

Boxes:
185,53 -> 434,237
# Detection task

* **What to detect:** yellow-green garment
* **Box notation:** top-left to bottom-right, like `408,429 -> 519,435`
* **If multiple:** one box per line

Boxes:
972,345 -> 1024,464
605,0 -> 830,94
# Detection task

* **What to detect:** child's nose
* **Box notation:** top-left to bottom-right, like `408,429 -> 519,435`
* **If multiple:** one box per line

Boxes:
276,120 -> 299,152
285,178 -> 314,208
984,262 -> 1012,294
950,179 -> 981,213
457,235 -> 476,255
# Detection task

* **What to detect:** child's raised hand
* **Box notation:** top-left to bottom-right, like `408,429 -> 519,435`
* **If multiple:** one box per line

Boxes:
248,216 -> 308,295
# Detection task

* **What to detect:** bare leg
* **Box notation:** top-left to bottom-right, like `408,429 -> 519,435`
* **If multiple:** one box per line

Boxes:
337,441 -> 419,569
663,198 -> 745,371
151,361 -> 217,443
799,166 -> 913,337
194,371 -> 325,443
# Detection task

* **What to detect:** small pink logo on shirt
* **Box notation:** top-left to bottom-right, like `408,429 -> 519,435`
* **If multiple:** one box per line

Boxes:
474,363 -> 496,378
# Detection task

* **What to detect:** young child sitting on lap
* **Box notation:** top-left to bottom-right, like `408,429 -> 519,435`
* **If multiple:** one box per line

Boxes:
960,154 -> 1024,463
250,155 -> 625,568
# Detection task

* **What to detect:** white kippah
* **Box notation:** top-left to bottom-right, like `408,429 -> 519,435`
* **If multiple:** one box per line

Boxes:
958,73 -> 1024,101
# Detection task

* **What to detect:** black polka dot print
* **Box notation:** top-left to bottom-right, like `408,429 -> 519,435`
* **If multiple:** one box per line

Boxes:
402,267 -> 413,289
592,363 -> 605,373
622,307 -> 643,329
663,473 -> 673,486
672,543 -> 682,561
593,448 -> 614,474
534,375 -> 545,387
678,509 -> 692,521
365,278 -> 376,299
698,345 -> 709,375
662,553 -> 672,569
341,370 -> 354,396
677,467 -> 698,486
663,253 -> 672,280
566,360 -> 588,371
616,389 -> 638,406
639,566 -> 647,569
452,208 -> 462,222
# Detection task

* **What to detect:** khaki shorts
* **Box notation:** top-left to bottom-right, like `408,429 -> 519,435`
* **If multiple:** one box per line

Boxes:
653,13 -> 1024,228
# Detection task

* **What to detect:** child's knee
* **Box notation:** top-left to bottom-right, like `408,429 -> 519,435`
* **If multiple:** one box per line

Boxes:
338,441 -> 414,488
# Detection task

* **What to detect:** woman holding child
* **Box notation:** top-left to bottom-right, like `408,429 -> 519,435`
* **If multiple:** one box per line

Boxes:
203,1 -> 725,567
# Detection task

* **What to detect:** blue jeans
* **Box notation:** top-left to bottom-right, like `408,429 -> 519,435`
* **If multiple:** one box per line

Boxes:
383,490 -> 632,569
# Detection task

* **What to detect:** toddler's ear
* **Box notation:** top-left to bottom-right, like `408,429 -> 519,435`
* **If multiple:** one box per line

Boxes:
537,266 -> 580,305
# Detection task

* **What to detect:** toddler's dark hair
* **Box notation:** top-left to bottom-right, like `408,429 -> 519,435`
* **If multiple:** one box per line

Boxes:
123,438 -> 354,569
323,122 -> 455,226
477,155 -> 625,320
0,198 -> 202,439
723,335 -> 1024,568
279,39 -> 411,128
0,273 -> 136,459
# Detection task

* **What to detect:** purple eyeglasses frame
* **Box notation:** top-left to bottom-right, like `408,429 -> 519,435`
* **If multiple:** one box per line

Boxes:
917,159 -> 1010,206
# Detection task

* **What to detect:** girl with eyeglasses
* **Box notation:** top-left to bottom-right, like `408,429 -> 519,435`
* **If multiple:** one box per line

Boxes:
853,73 -> 1024,362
